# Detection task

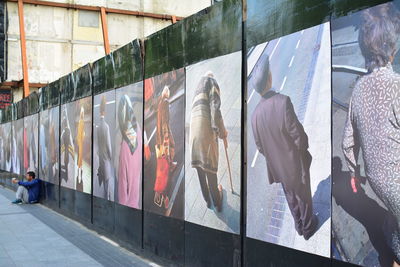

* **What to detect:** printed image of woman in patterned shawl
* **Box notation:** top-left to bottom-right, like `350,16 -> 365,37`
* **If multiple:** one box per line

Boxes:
332,2 -> 400,267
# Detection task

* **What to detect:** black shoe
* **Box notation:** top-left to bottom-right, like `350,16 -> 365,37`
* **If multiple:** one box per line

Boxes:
216,185 -> 223,212
303,215 -> 319,240
295,225 -> 303,236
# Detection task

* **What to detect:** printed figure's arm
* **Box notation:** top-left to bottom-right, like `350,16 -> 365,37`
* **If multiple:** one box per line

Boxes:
284,97 -> 309,151
342,100 -> 359,176
209,80 -> 227,139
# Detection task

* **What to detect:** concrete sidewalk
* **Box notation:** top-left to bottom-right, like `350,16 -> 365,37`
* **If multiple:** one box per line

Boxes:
0,186 -> 154,267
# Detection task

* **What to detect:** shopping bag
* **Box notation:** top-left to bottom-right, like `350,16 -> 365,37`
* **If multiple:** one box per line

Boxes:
154,156 -> 169,193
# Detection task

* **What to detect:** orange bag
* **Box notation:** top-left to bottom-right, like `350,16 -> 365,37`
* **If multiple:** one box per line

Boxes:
154,156 -> 169,193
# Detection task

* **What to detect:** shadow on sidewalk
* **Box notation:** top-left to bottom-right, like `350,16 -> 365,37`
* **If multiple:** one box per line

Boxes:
332,156 -> 396,267
214,188 -> 240,233
312,175 -> 331,234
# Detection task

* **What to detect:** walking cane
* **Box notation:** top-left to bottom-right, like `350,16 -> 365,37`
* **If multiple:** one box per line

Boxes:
223,138 -> 234,194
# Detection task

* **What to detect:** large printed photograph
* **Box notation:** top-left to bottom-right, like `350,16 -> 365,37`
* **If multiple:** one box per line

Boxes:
60,97 -> 92,194
0,123 -> 8,171
5,122 -> 16,173
143,69 -> 185,219
115,82 -> 143,209
24,114 -> 38,174
332,3 -> 400,266
246,23 -> 331,257
185,51 -> 241,234
93,90 -> 116,201
39,107 -> 59,184
14,119 -> 24,175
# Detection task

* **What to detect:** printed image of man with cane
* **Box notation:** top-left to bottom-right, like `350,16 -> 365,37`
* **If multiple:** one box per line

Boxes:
189,71 -> 228,212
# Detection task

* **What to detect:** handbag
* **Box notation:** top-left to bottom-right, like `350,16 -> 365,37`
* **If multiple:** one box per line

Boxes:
154,155 -> 169,193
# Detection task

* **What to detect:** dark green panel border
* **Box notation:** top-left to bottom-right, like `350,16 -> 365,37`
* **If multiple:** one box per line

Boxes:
247,0 -> 391,48
144,0 -> 242,78
92,53 -> 114,95
247,0 -> 330,48
112,40 -> 143,89
39,80 -> 60,112
144,21 -> 185,78
60,73 -> 74,105
93,40 -> 143,95
72,64 -> 92,101
330,0 -> 391,19
26,91 -> 39,115
183,0 -> 242,66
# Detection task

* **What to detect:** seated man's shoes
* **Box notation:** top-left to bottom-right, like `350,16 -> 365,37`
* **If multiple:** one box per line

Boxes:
11,199 -> 22,204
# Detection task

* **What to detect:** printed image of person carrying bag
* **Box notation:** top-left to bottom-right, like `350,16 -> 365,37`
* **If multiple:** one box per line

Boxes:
154,86 -> 177,209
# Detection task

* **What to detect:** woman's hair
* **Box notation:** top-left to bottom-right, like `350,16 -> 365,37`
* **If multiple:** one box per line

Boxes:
359,3 -> 400,71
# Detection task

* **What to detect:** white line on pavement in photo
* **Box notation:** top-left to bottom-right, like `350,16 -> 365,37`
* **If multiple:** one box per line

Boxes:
148,127 -> 157,143
301,30 -> 304,35
93,100 -> 115,108
288,56 -> 295,68
270,38 -> 281,59
248,89 -> 256,103
279,76 -> 287,92
296,39 -> 301,49
251,150 -> 259,168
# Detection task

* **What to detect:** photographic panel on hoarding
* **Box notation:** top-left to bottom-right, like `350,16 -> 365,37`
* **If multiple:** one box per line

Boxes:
24,114 -> 38,175
184,51 -> 242,234
60,97 -> 92,193
13,119 -> 24,175
246,22 -> 331,257
74,97 -> 92,194
93,90 -> 116,201
60,102 -> 76,190
331,2 -> 400,266
0,123 -> 4,171
4,122 -> 12,172
143,68 -> 185,220
115,82 -> 143,209
39,107 -> 59,184
39,109 -> 49,181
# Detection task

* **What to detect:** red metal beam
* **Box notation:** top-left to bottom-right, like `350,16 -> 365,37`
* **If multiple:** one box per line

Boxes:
17,0 -> 30,97
7,0 -> 184,21
1,81 -> 47,88
100,7 -> 110,55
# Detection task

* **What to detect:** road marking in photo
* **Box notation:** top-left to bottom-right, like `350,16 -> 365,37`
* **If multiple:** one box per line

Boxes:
270,38 -> 281,58
251,150 -> 259,168
301,30 -> 304,35
247,42 -> 269,75
288,56 -> 295,68
296,39 -> 301,49
248,89 -> 256,103
93,100 -> 115,108
148,127 -> 157,143
279,76 -> 287,92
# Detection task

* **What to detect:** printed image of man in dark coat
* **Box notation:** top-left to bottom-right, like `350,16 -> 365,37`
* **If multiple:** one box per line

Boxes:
96,96 -> 115,201
189,71 -> 227,212
250,53 -> 318,240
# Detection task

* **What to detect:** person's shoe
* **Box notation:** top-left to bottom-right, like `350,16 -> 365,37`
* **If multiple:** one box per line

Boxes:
295,225 -> 303,236
164,195 -> 170,209
216,184 -> 223,212
11,199 -> 22,204
303,215 -> 319,240
169,162 -> 178,173
206,200 -> 212,209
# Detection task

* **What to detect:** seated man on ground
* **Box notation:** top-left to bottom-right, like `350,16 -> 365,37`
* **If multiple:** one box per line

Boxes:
11,171 -> 41,204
